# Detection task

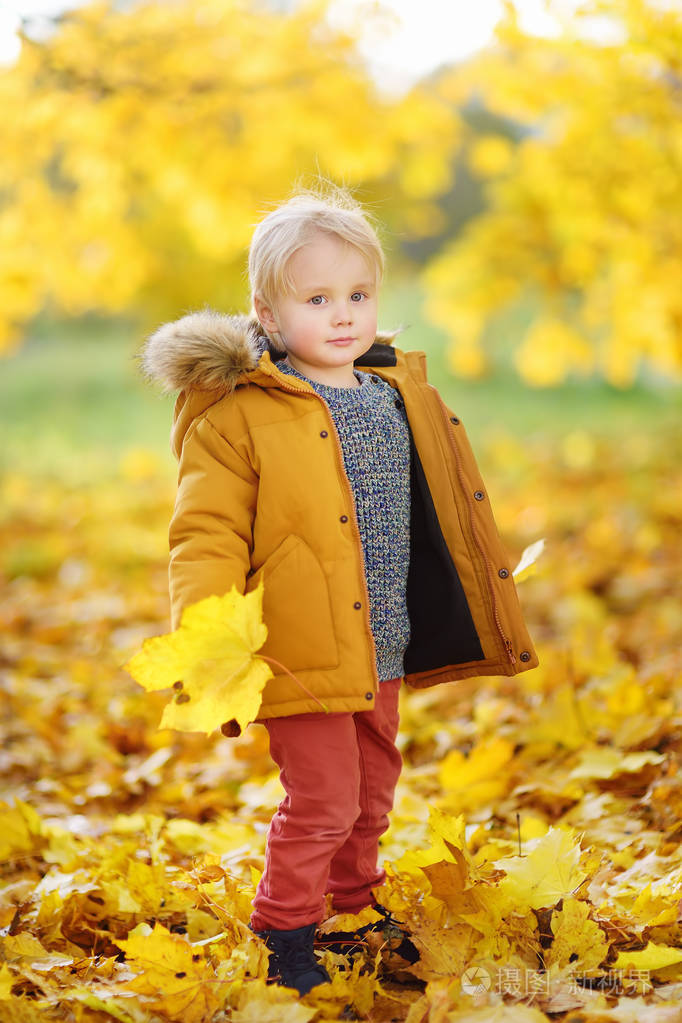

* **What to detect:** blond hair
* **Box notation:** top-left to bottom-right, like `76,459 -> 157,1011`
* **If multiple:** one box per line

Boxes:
248,186 -> 384,346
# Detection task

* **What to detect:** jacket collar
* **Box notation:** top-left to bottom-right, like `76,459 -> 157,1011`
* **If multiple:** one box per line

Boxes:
142,309 -> 399,396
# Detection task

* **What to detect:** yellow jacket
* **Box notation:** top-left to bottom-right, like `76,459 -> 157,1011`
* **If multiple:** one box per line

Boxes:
143,310 -> 538,727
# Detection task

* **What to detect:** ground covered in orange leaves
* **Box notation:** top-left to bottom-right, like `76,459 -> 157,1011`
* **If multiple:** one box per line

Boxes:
2,429 -> 682,1022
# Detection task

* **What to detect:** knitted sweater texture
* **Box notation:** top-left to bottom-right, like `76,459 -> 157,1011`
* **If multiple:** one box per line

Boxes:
278,359 -> 412,681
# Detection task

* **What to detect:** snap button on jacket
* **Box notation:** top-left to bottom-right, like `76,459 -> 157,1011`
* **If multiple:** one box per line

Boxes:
142,310 -> 539,722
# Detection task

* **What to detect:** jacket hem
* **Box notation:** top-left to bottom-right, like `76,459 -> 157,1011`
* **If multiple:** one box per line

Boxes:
254,691 -> 391,720
404,653 -> 539,688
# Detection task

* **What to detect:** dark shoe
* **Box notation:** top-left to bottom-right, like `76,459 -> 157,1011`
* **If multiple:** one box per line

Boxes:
316,904 -> 419,967
253,922 -> 331,995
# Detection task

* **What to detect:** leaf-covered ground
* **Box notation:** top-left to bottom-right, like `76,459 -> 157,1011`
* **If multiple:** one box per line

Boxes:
2,428 -> 682,1023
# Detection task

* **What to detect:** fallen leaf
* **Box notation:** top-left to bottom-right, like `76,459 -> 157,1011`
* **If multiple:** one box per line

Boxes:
496,828 -> 588,910
546,897 -> 609,971
613,941 -> 682,973
115,921 -> 224,1023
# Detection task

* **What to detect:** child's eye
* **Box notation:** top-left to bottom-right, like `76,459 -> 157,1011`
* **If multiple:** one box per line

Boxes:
350,292 -> 366,302
309,295 -> 326,305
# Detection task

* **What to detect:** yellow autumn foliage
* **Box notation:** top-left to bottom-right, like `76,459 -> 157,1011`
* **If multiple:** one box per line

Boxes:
2,350 -> 682,1017
424,0 -> 682,386
0,0 -> 459,352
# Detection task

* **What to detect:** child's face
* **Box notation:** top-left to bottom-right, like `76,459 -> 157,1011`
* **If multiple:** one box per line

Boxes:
255,232 -> 378,387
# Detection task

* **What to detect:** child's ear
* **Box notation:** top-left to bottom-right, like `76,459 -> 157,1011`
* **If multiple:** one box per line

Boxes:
253,296 -> 279,335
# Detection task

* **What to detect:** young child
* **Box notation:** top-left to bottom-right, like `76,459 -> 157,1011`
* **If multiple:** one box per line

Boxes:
143,187 -> 538,995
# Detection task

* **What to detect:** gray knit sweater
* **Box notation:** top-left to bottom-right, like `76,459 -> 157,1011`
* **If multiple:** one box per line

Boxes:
278,359 -> 412,682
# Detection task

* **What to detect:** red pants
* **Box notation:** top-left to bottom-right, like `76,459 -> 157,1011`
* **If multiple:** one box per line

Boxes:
250,678 -> 402,931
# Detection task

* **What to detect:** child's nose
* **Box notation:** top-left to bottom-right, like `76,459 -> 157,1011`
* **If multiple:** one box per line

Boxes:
332,301 -> 352,324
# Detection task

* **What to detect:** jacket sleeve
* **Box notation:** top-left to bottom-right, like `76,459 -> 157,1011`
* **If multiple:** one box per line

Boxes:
168,414 -> 258,630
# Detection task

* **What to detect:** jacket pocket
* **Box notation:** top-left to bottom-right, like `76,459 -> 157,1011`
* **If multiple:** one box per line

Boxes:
245,534 -> 339,672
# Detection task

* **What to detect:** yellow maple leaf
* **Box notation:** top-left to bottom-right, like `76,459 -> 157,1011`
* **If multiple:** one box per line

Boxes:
115,921 -> 223,1023
428,807 -> 469,854
546,897 -> 609,971
421,857 -> 469,909
409,913 -> 478,981
2,932 -> 73,971
124,583 -> 273,735
496,827 -> 588,910
395,809 -> 473,878
613,941 -> 682,973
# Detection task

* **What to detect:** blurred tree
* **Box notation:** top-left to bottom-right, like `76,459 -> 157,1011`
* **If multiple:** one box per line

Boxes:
400,99 -> 529,265
423,0 -> 682,386
0,0 -> 459,352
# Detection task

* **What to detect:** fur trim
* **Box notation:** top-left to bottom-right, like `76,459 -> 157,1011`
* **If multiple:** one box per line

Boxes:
141,310 -> 269,394
141,308 -> 399,394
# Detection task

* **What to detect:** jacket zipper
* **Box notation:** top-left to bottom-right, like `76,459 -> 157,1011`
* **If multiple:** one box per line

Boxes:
435,395 -> 516,666
266,370 -> 380,693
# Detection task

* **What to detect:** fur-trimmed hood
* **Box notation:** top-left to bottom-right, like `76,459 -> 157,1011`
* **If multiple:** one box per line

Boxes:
141,309 -> 398,396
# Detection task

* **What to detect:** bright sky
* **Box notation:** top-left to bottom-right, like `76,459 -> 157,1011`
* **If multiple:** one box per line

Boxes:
0,0 -> 573,77
328,0 -> 566,89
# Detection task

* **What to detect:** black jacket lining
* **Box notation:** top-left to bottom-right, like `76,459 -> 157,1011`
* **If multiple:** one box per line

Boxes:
404,439 -> 484,672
